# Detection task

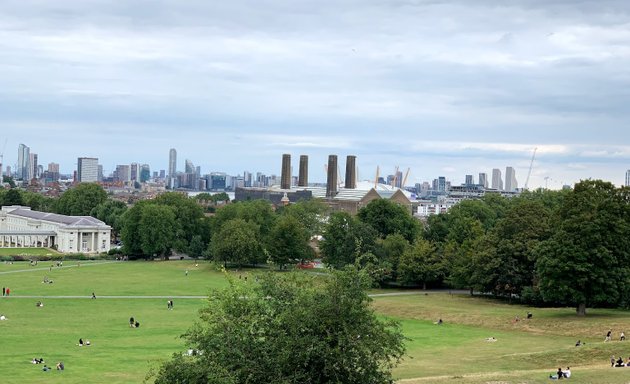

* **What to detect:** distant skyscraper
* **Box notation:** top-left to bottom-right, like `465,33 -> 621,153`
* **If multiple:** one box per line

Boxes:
17,143 -> 30,180
77,157 -> 99,183
140,164 -> 151,182
438,176 -> 446,192
465,174 -> 474,185
130,163 -> 139,181
626,170 -> 630,187
159,169 -> 165,179
185,159 -> 195,174
29,153 -> 38,180
491,168 -> 503,190
115,164 -> 131,183
505,166 -> 518,191
479,173 -> 488,188
168,148 -> 177,188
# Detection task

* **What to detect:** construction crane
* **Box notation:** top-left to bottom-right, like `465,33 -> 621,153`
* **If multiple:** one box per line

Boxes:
524,147 -> 537,190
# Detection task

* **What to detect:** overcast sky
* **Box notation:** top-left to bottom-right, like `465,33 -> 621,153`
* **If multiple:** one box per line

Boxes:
1,0 -> 629,188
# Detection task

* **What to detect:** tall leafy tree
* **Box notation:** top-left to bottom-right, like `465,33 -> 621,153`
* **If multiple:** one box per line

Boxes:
152,269 -> 405,384
3,188 -> 24,206
267,215 -> 312,269
139,204 -> 177,257
209,218 -> 262,268
55,183 -> 107,216
482,198 -> 553,298
398,238 -> 443,289
153,192 -> 205,251
536,180 -> 630,315
279,198 -> 328,237
91,200 -> 128,238
321,212 -> 377,269
357,199 -> 419,242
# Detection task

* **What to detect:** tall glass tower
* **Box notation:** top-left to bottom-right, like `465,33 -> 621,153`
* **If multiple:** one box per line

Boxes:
168,148 -> 177,189
17,143 -> 30,181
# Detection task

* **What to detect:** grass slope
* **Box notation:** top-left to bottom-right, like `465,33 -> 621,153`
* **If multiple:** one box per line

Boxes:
1,261 -> 630,383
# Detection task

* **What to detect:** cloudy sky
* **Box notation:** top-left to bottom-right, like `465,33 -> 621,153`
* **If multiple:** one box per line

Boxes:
1,0 -> 629,188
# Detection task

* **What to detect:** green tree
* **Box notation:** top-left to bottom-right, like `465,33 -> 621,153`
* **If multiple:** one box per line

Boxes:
536,180 -> 630,315
188,235 -> 206,259
485,198 -> 552,298
139,204 -> 177,257
3,188 -> 24,206
267,215 -> 311,269
22,192 -> 55,212
91,200 -> 128,238
375,233 -> 410,282
321,212 -> 377,269
2,176 -> 16,188
152,269 -> 405,384
357,199 -> 419,242
55,183 -> 107,216
120,202 -> 148,257
209,218 -> 262,268
212,200 -> 276,240
154,192 -> 205,251
398,238 -> 443,289
279,198 -> 328,237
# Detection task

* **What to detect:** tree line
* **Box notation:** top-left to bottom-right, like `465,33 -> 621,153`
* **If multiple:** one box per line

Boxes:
2,179 -> 629,315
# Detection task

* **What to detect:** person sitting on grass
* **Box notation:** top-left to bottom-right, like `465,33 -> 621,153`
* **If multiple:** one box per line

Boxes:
56,362 -> 64,370
549,367 -> 564,380
563,367 -> 571,378
616,357 -> 625,367
135,321 -> 140,328
36,301 -> 43,307
85,339 -> 91,346
575,340 -> 582,346
42,365 -> 51,372
485,337 -> 497,342
78,338 -> 84,347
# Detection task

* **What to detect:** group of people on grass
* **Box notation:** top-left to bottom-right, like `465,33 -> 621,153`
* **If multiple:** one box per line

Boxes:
605,329 -> 625,342
129,317 -> 140,328
77,338 -> 91,347
610,355 -> 630,367
34,359 -> 64,372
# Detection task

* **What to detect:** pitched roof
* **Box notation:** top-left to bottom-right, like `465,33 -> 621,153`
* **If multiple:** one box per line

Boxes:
9,208 -> 109,228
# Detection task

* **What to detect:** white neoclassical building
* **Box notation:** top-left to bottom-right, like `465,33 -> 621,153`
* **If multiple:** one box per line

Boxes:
0,205 -> 111,254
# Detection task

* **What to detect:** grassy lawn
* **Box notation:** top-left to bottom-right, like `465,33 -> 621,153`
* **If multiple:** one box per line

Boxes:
1,261 -> 630,383
0,247 -> 61,256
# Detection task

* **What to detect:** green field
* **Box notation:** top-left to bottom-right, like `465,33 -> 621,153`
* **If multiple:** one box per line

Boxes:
1,260 -> 629,383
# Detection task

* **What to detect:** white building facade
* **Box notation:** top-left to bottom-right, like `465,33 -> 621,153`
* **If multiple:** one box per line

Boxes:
0,206 -> 111,254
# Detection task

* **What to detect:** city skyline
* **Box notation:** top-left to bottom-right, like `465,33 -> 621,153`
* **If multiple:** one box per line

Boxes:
1,1 -> 630,188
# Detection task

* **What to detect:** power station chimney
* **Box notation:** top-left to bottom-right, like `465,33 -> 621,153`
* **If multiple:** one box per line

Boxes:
298,155 -> 308,187
281,154 -> 291,190
326,155 -> 338,198
344,155 -> 357,189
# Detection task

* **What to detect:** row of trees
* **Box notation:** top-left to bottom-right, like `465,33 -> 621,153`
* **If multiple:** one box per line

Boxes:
319,180 -> 630,316
4,179 -> 629,315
